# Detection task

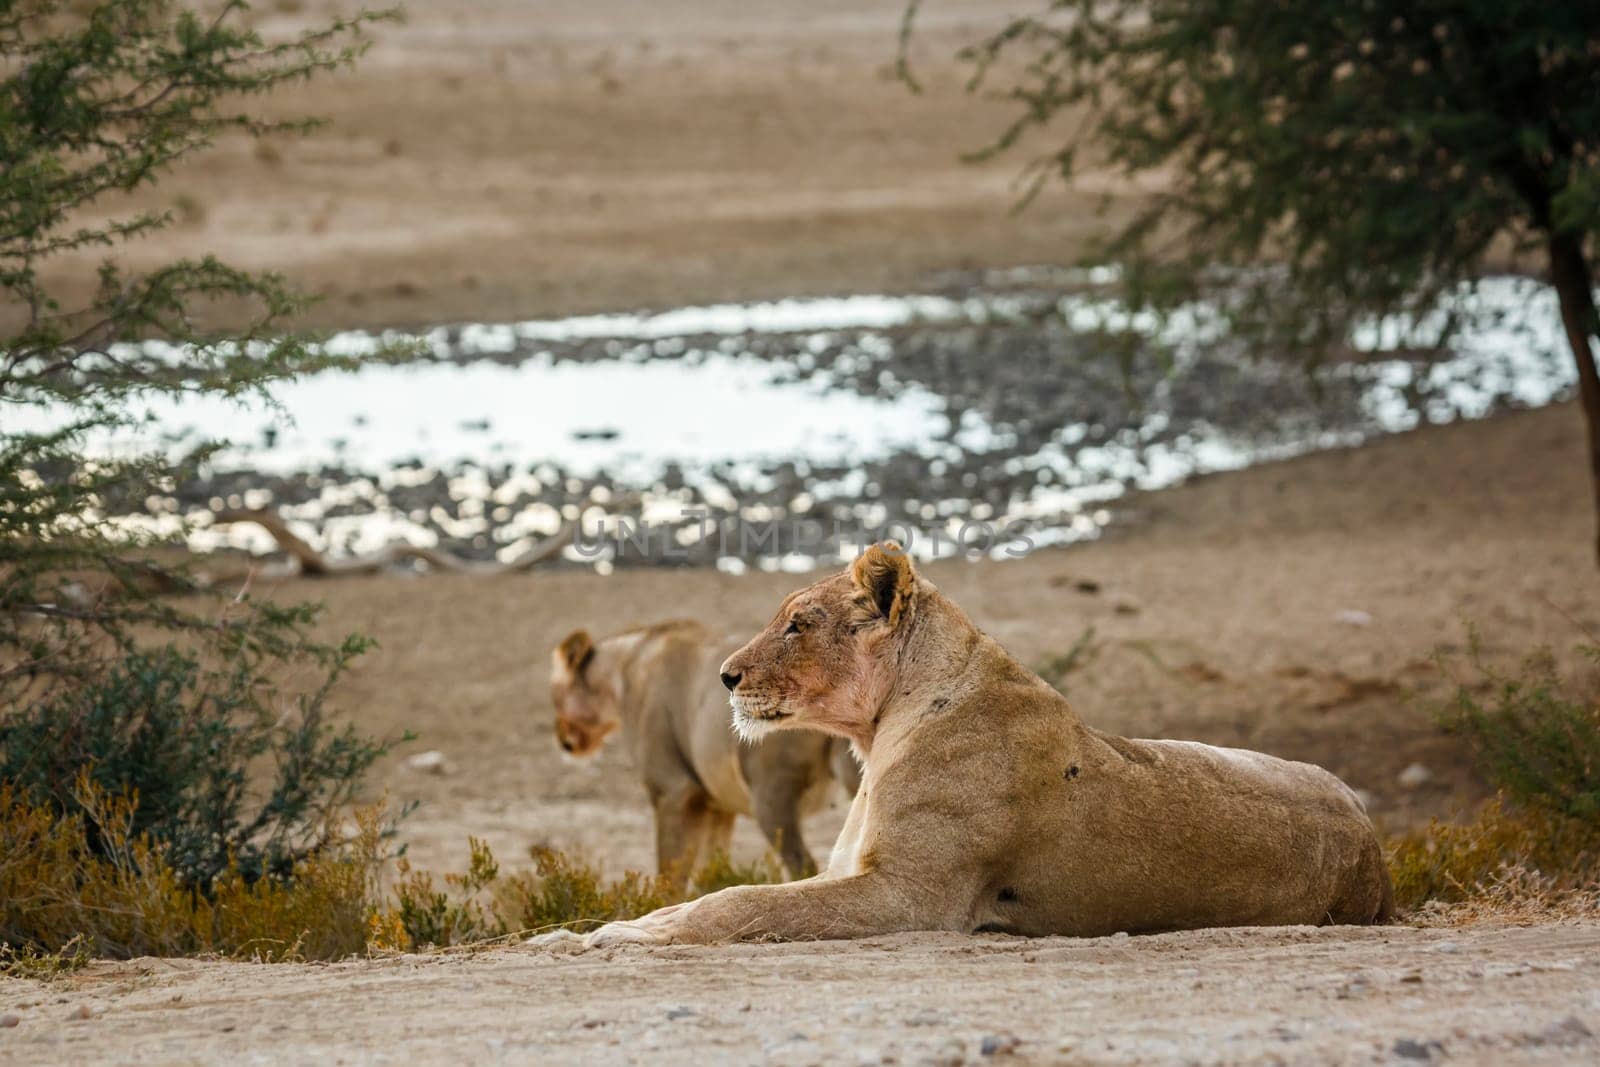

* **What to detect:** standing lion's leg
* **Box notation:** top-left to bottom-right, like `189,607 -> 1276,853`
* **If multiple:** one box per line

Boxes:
704,809 -> 736,866
586,871 -> 965,946
752,777 -> 816,879
652,785 -> 714,892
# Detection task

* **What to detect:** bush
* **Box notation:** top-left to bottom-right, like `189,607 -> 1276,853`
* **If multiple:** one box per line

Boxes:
1435,634 -> 1600,821
1387,797 -> 1600,912
391,843 -> 785,949
0,776 -> 391,961
494,848 -> 676,939
1386,630 -> 1600,916
0,644 -> 392,888
0,1 -> 407,923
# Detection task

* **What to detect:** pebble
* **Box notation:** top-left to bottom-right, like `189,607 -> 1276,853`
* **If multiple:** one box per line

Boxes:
1397,763 -> 1433,789
980,1033 -> 1023,1056
1334,609 -> 1375,626
1392,1037 -> 1443,1060
0,1014 -> 18,1028
405,750 -> 450,775
1528,1015 -> 1593,1047
664,1006 -> 696,1021
69,1005 -> 93,1021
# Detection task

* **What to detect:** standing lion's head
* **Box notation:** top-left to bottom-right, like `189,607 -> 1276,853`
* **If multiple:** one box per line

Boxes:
719,541 -> 917,746
549,629 -> 621,757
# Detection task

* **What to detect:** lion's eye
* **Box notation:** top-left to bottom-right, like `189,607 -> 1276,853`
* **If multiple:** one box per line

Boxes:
784,618 -> 802,636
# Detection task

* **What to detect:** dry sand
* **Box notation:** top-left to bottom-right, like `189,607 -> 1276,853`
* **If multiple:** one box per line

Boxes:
6,923 -> 1599,1066
34,0 -> 1136,333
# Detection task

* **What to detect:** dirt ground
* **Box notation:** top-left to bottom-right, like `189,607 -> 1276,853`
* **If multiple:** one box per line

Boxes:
6,923 -> 1599,1066
34,0 -> 1137,333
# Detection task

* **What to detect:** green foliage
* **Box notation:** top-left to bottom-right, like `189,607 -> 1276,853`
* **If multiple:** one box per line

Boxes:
1386,629 -> 1600,913
1435,631 -> 1600,821
0,0 -> 400,403
0,643 -> 393,887
393,838 -> 502,948
910,1 -> 1600,383
0,2 -> 407,900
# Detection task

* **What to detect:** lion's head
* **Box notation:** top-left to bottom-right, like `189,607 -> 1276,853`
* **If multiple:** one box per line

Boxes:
550,629 -> 621,757
719,542 -> 917,746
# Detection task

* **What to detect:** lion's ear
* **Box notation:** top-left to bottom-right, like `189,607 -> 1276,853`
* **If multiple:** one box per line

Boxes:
850,541 -> 915,628
555,629 -> 596,677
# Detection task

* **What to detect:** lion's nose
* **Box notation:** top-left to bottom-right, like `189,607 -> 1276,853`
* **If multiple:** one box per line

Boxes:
720,670 -> 741,692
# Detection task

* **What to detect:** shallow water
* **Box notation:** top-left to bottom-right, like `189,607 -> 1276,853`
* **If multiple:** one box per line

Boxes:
14,272 -> 1577,570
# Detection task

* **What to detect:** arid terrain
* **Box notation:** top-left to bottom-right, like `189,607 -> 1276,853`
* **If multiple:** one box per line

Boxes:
37,0 -> 1138,333
5,1 -> 1600,1063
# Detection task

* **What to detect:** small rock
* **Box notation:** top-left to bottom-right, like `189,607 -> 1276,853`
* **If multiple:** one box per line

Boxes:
1429,941 -> 1461,954
906,1008 -> 947,1027
405,750 -> 449,775
927,1039 -> 966,1067
69,1005 -> 93,1021
1397,763 -> 1433,789
0,1014 -> 18,1028
665,1005 -> 696,1021
1393,1037 -> 1442,1060
1526,1015 -> 1594,1047
1072,579 -> 1101,594
1334,609 -> 1374,626
980,1033 -> 1023,1056
1112,599 -> 1140,616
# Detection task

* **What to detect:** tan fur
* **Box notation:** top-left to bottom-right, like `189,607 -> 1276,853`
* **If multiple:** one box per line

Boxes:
584,545 -> 1394,946
550,619 -> 860,889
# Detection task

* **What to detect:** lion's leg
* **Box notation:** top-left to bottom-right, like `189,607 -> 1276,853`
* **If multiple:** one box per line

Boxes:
704,809 -> 736,864
652,785 -> 715,893
752,777 -> 816,879
586,871 -> 961,946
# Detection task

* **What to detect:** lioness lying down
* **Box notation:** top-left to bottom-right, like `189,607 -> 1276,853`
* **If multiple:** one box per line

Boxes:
578,544 -> 1392,946
551,620 -> 859,887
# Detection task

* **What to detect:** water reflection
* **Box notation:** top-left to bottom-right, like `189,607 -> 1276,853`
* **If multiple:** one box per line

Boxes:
31,272 -> 1578,570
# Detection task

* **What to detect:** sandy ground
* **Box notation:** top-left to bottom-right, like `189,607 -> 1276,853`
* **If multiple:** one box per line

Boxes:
5,922 -> 1599,1064
32,0 -> 1136,333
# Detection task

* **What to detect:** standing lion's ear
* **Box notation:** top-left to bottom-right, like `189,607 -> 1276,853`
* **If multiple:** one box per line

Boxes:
850,541 -> 915,628
555,629 -> 596,677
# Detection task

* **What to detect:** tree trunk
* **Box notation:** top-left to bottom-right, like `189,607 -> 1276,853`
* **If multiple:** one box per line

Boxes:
1546,232 -> 1600,566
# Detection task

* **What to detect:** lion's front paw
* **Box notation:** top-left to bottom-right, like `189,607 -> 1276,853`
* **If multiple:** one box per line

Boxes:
583,901 -> 694,948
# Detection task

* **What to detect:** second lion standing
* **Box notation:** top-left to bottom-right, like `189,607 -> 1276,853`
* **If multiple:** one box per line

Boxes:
550,619 -> 859,887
